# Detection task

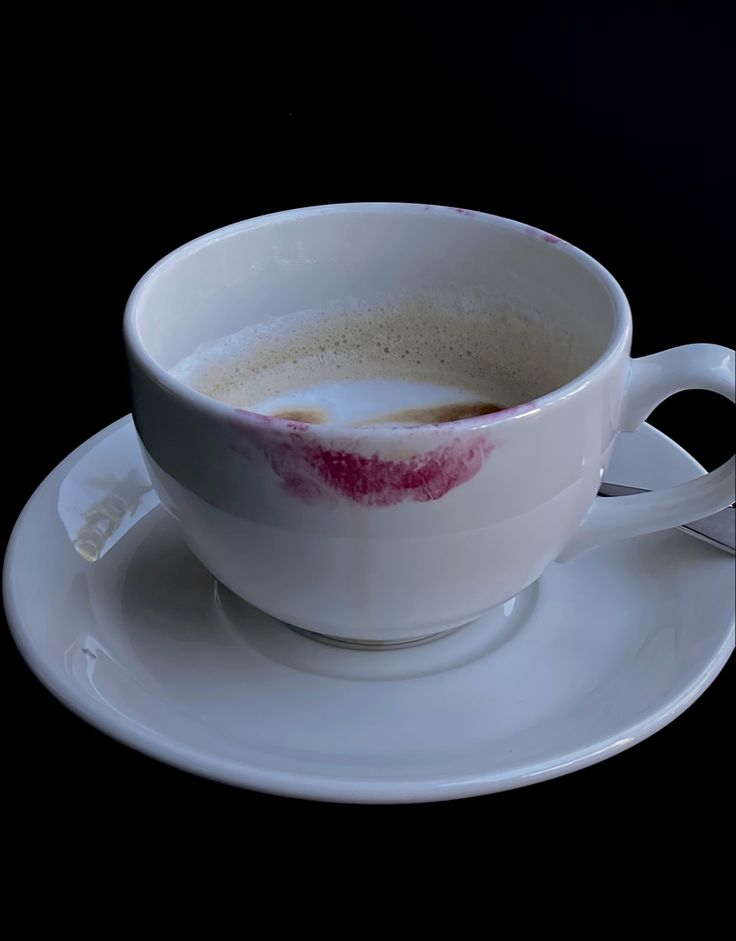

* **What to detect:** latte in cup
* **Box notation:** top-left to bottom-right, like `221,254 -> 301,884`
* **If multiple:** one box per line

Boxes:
170,291 -> 592,425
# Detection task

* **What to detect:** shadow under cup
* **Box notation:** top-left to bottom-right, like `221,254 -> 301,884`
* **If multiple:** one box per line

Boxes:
124,204 -> 629,646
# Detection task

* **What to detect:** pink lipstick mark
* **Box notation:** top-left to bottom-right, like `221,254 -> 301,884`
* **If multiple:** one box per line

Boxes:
278,438 -> 493,506
524,225 -> 566,245
233,408 -> 311,434
230,410 -> 493,506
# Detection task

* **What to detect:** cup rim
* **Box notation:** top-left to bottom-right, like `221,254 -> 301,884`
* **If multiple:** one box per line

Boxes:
124,202 -> 632,436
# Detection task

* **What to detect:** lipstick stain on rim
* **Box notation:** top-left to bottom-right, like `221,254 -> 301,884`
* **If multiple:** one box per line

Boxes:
230,409 -> 494,506
524,224 -> 567,245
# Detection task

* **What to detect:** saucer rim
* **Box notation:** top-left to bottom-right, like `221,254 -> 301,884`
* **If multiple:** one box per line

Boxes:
4,416 -> 734,803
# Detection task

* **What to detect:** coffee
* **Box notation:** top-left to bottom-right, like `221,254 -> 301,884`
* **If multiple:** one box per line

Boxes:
170,293 -> 586,425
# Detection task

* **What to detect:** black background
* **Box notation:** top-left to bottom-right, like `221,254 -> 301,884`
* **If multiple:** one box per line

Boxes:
4,6 -> 733,837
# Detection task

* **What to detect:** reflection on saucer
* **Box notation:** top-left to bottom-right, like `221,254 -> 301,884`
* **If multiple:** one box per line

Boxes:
73,470 -> 153,561
57,420 -> 157,561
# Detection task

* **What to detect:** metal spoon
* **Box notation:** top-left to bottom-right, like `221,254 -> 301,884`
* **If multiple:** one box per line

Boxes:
598,482 -> 735,554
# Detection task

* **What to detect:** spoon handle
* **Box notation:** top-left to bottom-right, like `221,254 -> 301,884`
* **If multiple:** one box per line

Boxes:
598,482 -> 735,554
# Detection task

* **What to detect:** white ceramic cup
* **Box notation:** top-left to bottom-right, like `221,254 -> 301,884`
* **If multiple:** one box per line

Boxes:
124,203 -> 735,646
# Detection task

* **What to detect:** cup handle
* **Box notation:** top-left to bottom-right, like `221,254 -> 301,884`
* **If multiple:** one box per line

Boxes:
558,344 -> 735,562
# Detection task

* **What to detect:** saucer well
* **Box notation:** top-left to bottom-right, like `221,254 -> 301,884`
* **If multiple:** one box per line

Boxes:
4,417 -> 734,802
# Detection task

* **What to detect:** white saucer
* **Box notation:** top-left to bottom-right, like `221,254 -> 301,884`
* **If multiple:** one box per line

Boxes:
4,417 -> 734,802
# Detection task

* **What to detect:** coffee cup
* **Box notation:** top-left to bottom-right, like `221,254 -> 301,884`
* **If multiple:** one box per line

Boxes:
124,203 -> 735,646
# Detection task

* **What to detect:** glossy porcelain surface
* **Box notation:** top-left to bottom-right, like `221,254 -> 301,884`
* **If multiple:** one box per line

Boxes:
124,204 -> 734,641
4,417 -> 733,802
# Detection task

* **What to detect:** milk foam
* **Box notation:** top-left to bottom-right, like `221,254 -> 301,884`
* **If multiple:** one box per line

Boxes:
170,293 -> 587,424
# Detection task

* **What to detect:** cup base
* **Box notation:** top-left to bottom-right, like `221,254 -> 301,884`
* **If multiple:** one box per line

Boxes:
285,623 -> 468,651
